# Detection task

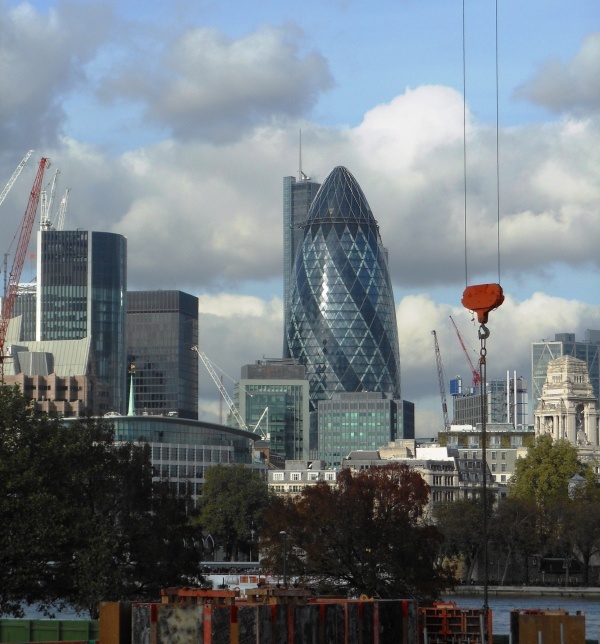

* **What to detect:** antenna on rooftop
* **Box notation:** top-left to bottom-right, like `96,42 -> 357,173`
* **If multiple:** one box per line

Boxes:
299,129 -> 308,181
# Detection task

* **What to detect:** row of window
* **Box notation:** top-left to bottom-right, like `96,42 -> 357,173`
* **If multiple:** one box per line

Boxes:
272,471 -> 336,482
151,446 -> 231,463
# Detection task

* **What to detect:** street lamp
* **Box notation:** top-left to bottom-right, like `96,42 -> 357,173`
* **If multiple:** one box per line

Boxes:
280,530 -> 288,587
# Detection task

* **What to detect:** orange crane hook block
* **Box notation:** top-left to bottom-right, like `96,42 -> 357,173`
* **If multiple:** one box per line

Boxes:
461,283 -> 504,324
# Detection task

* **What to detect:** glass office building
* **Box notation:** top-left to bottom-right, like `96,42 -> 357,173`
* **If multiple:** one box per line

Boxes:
62,415 -> 262,499
317,392 -> 401,467
532,332 -> 600,411
233,359 -> 310,460
36,230 -> 127,413
286,166 -> 401,410
283,175 -> 321,358
126,290 -> 199,419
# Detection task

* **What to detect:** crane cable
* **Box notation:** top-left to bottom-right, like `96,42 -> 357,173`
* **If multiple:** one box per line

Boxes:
462,1 -> 504,632
461,0 -> 504,339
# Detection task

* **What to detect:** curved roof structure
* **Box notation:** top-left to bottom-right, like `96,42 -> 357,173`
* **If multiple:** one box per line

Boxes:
286,166 -> 401,409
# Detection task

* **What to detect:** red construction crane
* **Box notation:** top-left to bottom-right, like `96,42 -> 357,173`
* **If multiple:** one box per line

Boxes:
431,330 -> 450,432
0,157 -> 49,381
449,315 -> 481,390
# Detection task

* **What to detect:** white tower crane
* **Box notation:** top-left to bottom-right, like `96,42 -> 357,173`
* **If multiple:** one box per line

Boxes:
55,188 -> 70,231
40,169 -> 60,230
192,346 -> 268,439
0,150 -> 34,210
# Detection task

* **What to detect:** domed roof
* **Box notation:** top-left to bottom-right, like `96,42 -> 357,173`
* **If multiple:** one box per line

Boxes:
306,166 -> 378,227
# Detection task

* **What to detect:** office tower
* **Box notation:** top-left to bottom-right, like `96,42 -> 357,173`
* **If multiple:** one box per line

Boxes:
283,175 -> 321,358
12,283 -> 36,340
286,166 -> 401,410
36,230 -> 127,413
233,358 -> 310,460
452,374 -> 528,427
126,290 -> 199,420
532,331 -> 600,411
317,392 -> 402,467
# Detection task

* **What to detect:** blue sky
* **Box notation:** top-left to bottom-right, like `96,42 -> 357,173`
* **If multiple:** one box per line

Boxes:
2,0 -> 600,432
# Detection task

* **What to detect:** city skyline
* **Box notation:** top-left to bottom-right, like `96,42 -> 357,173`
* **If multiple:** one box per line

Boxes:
1,1 -> 599,434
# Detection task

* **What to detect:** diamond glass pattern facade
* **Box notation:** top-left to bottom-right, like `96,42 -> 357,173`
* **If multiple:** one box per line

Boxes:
287,166 -> 401,410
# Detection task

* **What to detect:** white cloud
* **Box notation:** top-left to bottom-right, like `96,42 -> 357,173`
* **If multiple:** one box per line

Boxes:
516,32 -> 600,115
100,25 -> 334,143
0,1 -> 113,148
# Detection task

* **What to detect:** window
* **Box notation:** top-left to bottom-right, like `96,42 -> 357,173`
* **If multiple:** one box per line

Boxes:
291,472 -> 301,482
325,472 -> 336,481
433,475 -> 442,485
501,463 -> 506,472
491,451 -> 497,460
491,464 -> 497,472
273,472 -> 284,481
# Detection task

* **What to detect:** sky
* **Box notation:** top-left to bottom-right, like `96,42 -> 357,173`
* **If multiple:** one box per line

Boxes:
1,0 -> 600,435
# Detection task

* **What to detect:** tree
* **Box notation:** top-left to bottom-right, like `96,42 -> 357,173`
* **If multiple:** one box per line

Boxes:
197,464 -> 271,561
435,497 -> 487,583
509,435 -> 594,505
0,386 -> 203,617
260,464 -> 453,603
488,497 -> 543,585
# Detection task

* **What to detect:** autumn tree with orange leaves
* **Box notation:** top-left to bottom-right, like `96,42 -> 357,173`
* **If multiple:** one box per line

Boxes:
260,463 -> 453,603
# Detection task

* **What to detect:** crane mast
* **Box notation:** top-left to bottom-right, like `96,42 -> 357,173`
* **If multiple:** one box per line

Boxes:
432,330 -> 450,432
192,346 -> 269,439
55,188 -> 70,231
0,150 -> 34,210
449,315 -> 481,390
0,157 -> 49,381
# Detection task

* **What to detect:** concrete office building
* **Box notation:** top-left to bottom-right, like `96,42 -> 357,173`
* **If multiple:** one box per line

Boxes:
287,166 -> 402,410
126,290 -> 199,419
532,331 -> 600,411
36,230 -> 127,414
232,358 -> 310,460
283,174 -> 320,358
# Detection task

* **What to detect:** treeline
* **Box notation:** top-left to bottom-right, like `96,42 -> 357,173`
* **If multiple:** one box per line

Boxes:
435,435 -> 600,585
0,386 -> 203,618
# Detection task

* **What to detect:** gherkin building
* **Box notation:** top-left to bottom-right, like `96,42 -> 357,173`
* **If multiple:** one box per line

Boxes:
287,166 -> 401,410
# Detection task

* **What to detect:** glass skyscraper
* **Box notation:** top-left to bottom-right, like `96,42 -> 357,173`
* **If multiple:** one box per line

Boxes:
36,230 -> 127,413
126,290 -> 199,419
286,166 -> 401,411
283,175 -> 320,358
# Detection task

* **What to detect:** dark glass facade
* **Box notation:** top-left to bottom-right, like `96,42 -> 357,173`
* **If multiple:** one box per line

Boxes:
126,290 -> 199,419
37,230 -> 127,413
283,176 -> 321,358
62,415 -> 261,499
287,166 -> 401,410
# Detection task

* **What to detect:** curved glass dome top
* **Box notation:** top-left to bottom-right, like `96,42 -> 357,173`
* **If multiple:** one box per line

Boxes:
287,166 -> 401,409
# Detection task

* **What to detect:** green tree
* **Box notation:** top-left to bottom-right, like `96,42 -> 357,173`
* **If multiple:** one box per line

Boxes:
197,463 -> 271,561
260,464 -> 453,603
0,386 -> 203,617
509,435 -> 594,505
489,497 -> 543,585
435,497 -> 487,583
